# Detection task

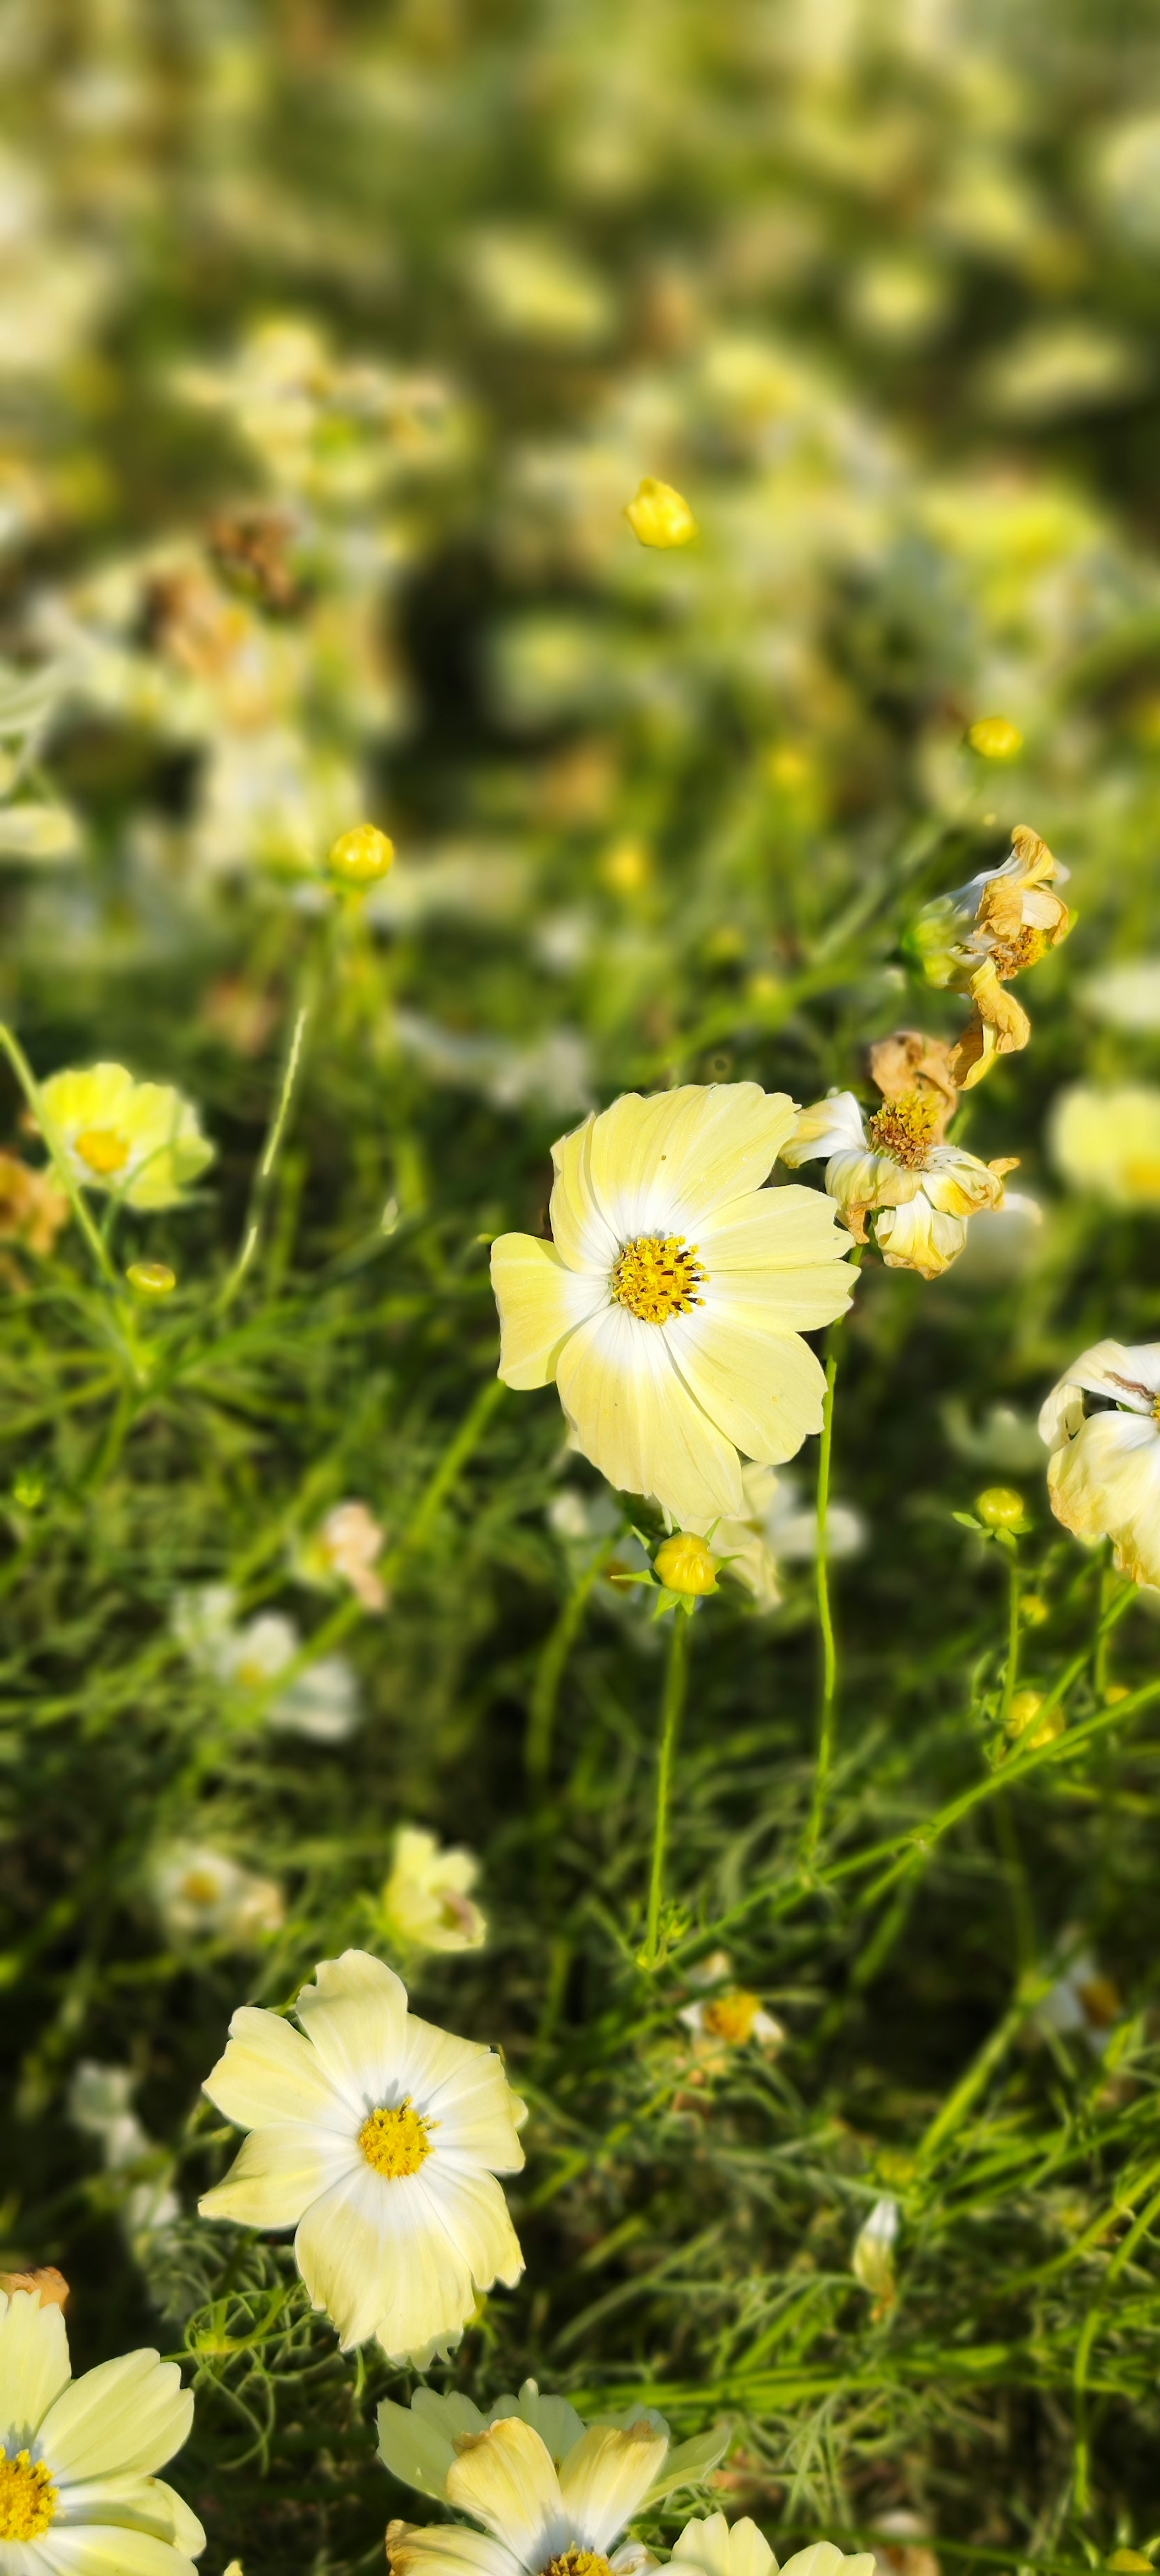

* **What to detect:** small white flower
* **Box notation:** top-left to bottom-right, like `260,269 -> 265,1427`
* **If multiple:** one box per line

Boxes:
783,1091 -> 1008,1279
148,1844 -> 284,1946
0,2283 -> 203,2573
1040,1337 -> 1160,1589
672,2513 -> 876,2576
382,1827 -> 488,1954
1036,1950 -> 1121,2055
173,1587 -> 360,1741
199,1949 -> 526,2365
68,2062 -> 180,2249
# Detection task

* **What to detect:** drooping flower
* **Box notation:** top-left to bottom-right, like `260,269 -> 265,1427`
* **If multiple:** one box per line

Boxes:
376,2378 -> 728,2512
382,1827 -> 487,1954
148,1843 -> 284,1946
782,1088 -> 1011,1280
198,1950 -> 526,2365
1049,1083 -> 1160,1209
36,1063 -> 214,1209
904,825 -> 1071,1087
672,2513 -> 875,2576
296,1499 -> 387,1612
1039,1338 -> 1160,1589
491,1084 -> 855,1528
0,2280 -> 203,2574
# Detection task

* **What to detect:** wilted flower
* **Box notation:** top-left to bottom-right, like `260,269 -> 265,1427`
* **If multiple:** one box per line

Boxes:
0,2285 -> 203,2573
851,2196 -> 899,2313
382,1826 -> 487,1953
783,1072 -> 1012,1280
36,1063 -> 214,1209
673,2514 -> 875,2576
491,1084 -> 854,1529
148,1843 -> 284,1946
1049,1084 -> 1160,1209
173,1585 -> 361,1740
625,477 -> 698,548
68,2062 -> 180,2249
297,1499 -> 387,1612
0,1150 -> 68,1256
376,2376 -> 728,2509
906,826 -> 1071,1086
1040,1338 -> 1160,1589
199,1949 -> 526,2364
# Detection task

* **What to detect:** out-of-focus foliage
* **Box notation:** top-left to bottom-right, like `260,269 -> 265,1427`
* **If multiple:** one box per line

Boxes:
5,3 -> 1160,2574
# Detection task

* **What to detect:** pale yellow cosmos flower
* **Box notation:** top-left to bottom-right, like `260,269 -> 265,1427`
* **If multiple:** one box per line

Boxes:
37,1063 -> 214,1209
148,1843 -> 284,1947
672,2513 -> 876,2576
0,2283 -> 203,2574
382,1826 -> 487,1953
377,2377 -> 728,2512
198,1950 -> 525,2365
490,1084 -> 855,1529
1040,1338 -> 1160,1589
782,1090 -> 1011,1279
387,2413 -> 668,2576
1049,1083 -> 1160,1209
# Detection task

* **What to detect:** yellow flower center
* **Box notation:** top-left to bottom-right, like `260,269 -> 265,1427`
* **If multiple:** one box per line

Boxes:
988,923 -> 1048,978
180,1869 -> 223,1905
358,2098 -> 434,2178
702,1989 -> 762,2044
74,1126 -> 131,1176
611,1234 -> 706,1323
1124,1156 -> 1160,1201
866,1090 -> 941,1170
0,2450 -> 57,2542
545,2551 -> 613,2576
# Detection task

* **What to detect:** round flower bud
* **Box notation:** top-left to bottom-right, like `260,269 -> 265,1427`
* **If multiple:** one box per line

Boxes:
966,715 -> 1023,759
126,1260 -> 176,1296
976,1486 -> 1026,1529
1007,1689 -> 1044,1736
624,478 -> 697,550
1021,1592 -> 1049,1625
328,823 -> 395,886
654,1531 -> 719,1596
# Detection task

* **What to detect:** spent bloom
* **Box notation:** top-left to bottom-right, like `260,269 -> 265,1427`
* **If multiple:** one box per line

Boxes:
382,1826 -> 487,1954
1040,1339 -> 1160,1590
0,2284 -> 203,2573
625,478 -> 698,548
148,1843 -> 284,1947
905,825 -> 1071,1087
296,1499 -> 387,1612
491,1084 -> 854,1529
37,1063 -> 214,1209
199,1949 -> 526,2364
377,2377 -> 728,2512
1049,1083 -> 1160,1210
784,1035 -> 1014,1280
673,2516 -> 875,2576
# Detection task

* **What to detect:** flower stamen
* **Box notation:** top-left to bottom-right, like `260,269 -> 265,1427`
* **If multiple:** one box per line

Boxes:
612,1234 -> 706,1323
74,1127 -> 131,1176
545,2551 -> 613,2576
0,2449 -> 57,2542
866,1089 -> 942,1170
358,2098 -> 435,2178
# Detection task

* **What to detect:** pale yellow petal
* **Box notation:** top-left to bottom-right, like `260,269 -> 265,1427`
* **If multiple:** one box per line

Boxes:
549,1119 -> 622,1274
671,2512 -> 733,2576
558,2421 -> 668,2551
1048,1415 -> 1160,1583
873,1196 -> 967,1278
556,1303 -> 744,1523
201,2003 -> 350,2134
198,2121 -> 356,2228
295,2163 -> 473,2360
293,1950 -> 409,2110
397,2020 -> 525,2172
696,1184 -> 852,1273
56,2472 -> 205,2557
1039,1340 -> 1160,1449
40,2352 -> 192,2483
780,2552 -> 874,2576
490,1236 -> 608,1389
418,2163 -> 524,2295
447,2418 -> 567,2568
0,2288 -> 70,2446
583,1085 -> 795,1239
37,2530 -> 200,2576
922,1149 -> 1004,1218
668,1307 -> 827,1467
780,1092 -> 864,1166
388,2518 -> 520,2576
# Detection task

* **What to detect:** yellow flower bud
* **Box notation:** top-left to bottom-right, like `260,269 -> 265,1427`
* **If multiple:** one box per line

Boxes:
967,716 -> 1023,759
600,835 -> 652,894
976,1486 -> 1026,1529
1007,1689 -> 1044,1736
1107,2552 -> 1152,2568
328,823 -> 395,886
654,1531 -> 719,1596
624,477 -> 697,550
126,1260 -> 176,1296
1021,1592 -> 1049,1625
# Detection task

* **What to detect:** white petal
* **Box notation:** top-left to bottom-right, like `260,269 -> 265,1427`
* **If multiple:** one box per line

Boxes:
558,2421 -> 668,2551
556,1303 -> 743,1523
667,1306 -> 828,1468
780,1092 -> 865,1165
549,1119 -> 623,1274
56,2474 -> 204,2557
491,1237 -> 609,1388
696,1184 -> 852,1274
671,2514 -> 736,2576
40,2355 -> 192,2483
294,2162 -> 474,2360
780,2553 -> 874,2576
293,1951 -> 410,2112
387,2519 -> 521,2576
416,2161 -> 524,2295
198,2120 -> 357,2228
1048,1413 -> 1160,1584
0,2290 -> 70,2449
202,2003 -> 351,2134
446,2419 -> 567,2569
34,2532 -> 199,2576
873,1196 -> 967,1278
398,2021 -> 525,2172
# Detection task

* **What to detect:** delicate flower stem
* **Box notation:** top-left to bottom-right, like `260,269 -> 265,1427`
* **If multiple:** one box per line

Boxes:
217,1002 -> 310,1313
643,1611 -> 689,1967
803,1338 -> 840,1861
527,1532 -> 617,1785
999,1546 -> 1021,1733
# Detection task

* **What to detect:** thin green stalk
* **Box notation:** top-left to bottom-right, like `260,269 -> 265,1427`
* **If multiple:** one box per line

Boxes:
217,1002 -> 309,1313
643,1613 -> 689,1968
999,1547 -> 1020,1733
527,1532 -> 617,1784
803,1338 -> 840,1861
0,1020 -> 121,1294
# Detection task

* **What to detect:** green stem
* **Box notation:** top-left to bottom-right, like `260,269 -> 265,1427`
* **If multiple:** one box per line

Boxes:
643,1612 -> 689,1968
999,1547 -> 1020,1733
803,1337 -> 840,1860
527,1533 -> 617,1785
0,1020 -> 121,1293
1073,2173 -> 1160,2514
217,1002 -> 309,1313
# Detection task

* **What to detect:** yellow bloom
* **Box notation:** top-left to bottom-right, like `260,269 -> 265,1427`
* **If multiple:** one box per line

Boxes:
906,825 -> 1071,1088
782,1089 -> 1009,1279
382,1826 -> 487,1953
0,2282 -> 203,2571
679,1990 -> 785,2052
1049,1082 -> 1160,1208
624,478 -> 698,549
377,2377 -> 728,2513
490,1085 -> 855,1527
37,1063 -> 214,1209
1040,1338 -> 1160,1590
199,1950 -> 525,2363
672,2514 -> 875,2576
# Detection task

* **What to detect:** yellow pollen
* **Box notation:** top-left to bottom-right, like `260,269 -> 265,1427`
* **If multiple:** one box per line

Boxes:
358,2098 -> 434,2178
866,1090 -> 941,1170
74,1126 -> 131,1176
546,2551 -> 613,2576
702,1989 -> 762,2044
611,1234 -> 706,1323
0,2450 -> 57,2542
988,924 -> 1047,977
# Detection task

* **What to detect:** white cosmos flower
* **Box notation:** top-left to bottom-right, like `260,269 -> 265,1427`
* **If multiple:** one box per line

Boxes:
0,2282 -> 203,2576
148,1843 -> 284,1946
172,1586 -> 360,1742
782,1091 -> 1009,1279
1040,1338 -> 1160,1589
198,1950 -> 526,2365
672,2513 -> 875,2576
490,1084 -> 854,1528
386,2413 -> 668,2576
377,2379 -> 728,2511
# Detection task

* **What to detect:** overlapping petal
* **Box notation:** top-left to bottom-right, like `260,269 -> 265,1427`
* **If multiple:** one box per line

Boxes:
555,1304 -> 745,1523
446,2419 -> 568,2568
557,2422 -> 668,2551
